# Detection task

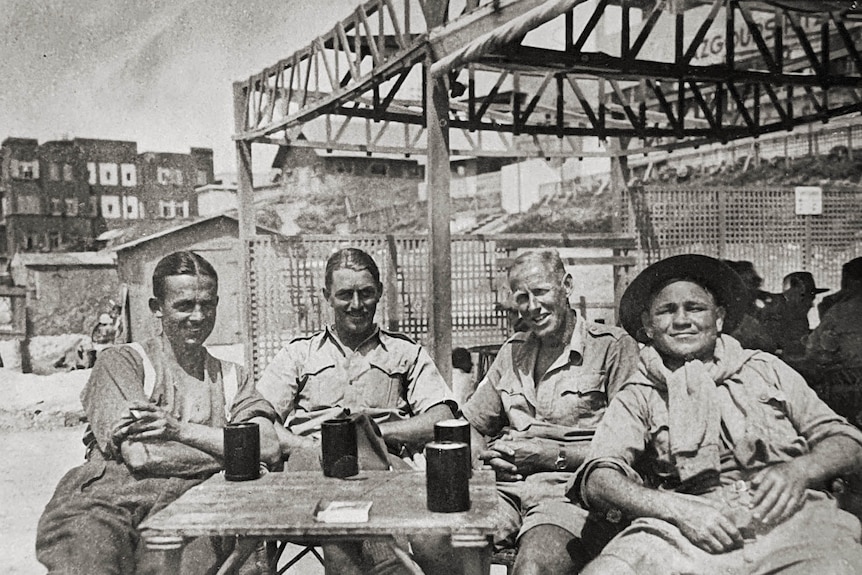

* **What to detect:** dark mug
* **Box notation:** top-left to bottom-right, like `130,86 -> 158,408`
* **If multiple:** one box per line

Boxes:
425,441 -> 471,512
321,417 -> 359,478
224,422 -> 260,481
435,419 -> 473,476
434,419 -> 471,449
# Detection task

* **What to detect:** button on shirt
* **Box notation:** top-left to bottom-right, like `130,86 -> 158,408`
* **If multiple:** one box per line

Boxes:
257,326 -> 455,436
462,317 -> 640,438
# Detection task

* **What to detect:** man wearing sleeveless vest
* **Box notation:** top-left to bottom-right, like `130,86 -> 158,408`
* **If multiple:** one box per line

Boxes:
36,251 -> 281,575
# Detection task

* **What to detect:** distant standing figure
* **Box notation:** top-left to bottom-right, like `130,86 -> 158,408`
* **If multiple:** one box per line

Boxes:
721,260 -> 777,353
806,257 -> 862,371
451,347 -> 475,405
759,271 -> 828,365
818,257 -> 862,319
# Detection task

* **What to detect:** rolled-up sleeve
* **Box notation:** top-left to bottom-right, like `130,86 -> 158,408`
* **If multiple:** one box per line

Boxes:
256,344 -> 304,424
231,365 -> 278,423
461,354 -> 508,438
405,346 -> 457,414
769,358 -> 862,448
569,384 -> 652,508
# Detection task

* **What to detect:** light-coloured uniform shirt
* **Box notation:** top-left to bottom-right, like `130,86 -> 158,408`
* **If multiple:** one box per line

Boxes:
257,325 -> 455,436
570,344 -> 862,575
462,317 -> 640,439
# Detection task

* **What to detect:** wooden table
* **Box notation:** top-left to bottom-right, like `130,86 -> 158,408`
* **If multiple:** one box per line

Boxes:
140,469 -> 499,575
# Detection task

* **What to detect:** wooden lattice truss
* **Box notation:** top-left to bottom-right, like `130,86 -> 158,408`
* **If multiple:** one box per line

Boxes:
234,0 -> 862,159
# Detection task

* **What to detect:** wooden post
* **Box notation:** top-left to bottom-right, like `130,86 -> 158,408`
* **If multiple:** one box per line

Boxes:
384,235 -> 400,332
425,54 -> 453,384
233,81 -> 256,371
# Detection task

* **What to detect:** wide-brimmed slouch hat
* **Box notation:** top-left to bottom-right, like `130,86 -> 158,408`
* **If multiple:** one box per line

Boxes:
620,254 -> 748,343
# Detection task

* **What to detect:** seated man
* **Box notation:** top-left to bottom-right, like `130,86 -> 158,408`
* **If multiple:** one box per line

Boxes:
758,271 -> 828,366
37,251 -> 281,575
256,247 -> 457,574
572,254 -> 862,575
460,249 -> 639,574
806,256 -> 862,371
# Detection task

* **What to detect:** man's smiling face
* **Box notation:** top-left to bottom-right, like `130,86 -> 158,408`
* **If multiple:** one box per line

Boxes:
509,261 -> 571,340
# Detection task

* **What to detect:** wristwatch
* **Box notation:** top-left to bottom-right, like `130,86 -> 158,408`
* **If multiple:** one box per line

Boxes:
554,449 -> 567,471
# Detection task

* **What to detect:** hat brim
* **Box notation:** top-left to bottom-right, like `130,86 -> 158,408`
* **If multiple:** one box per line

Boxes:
620,254 -> 749,343
813,288 -> 830,294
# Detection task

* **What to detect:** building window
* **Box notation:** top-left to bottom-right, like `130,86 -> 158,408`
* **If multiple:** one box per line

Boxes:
50,197 -> 62,215
121,163 -> 137,187
157,167 -> 184,185
122,195 -> 140,219
196,169 -> 208,186
63,163 -> 74,181
99,163 -> 119,186
160,200 -> 176,218
25,234 -> 36,250
48,231 -> 61,250
370,163 -> 388,176
177,200 -> 189,218
65,198 -> 78,216
11,159 -> 39,180
87,162 -> 97,185
49,162 -> 61,181
101,195 -> 121,219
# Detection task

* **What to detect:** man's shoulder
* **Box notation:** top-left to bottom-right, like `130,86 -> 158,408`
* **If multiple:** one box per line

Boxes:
584,320 -> 630,341
378,327 -> 419,347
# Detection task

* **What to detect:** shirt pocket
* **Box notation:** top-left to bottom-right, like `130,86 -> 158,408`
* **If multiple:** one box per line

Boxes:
498,389 -> 534,430
364,361 -> 406,409
561,372 -> 608,417
300,360 -> 342,409
753,385 -> 798,443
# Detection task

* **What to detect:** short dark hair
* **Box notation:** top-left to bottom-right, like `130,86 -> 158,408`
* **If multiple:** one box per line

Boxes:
324,248 -> 381,289
152,251 -> 218,300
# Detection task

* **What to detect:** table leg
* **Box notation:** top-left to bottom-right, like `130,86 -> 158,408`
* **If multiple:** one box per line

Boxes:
143,534 -> 185,574
451,533 -> 492,575
215,537 -> 259,575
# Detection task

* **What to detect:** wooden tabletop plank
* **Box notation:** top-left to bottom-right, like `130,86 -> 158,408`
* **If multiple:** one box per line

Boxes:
140,470 -> 499,541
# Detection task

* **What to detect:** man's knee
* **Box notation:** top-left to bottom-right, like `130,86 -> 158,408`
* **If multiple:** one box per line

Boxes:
513,525 -> 588,575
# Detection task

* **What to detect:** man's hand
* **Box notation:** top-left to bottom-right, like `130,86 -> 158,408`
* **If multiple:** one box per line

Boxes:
123,401 -> 184,442
479,437 -> 558,480
673,496 -> 744,554
478,442 -> 522,481
750,461 -> 808,526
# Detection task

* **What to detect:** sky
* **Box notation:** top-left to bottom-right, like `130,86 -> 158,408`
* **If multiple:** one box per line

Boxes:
0,0 -> 358,174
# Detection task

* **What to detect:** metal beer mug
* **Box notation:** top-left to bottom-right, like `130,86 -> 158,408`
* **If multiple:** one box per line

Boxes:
224,422 -> 260,481
425,441 -> 471,512
321,417 -> 359,478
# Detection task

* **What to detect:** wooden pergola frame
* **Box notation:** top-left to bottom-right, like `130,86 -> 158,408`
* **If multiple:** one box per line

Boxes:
233,0 -> 861,378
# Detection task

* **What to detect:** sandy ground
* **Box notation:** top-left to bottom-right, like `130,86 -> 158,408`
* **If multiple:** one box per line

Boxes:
0,363 -> 504,575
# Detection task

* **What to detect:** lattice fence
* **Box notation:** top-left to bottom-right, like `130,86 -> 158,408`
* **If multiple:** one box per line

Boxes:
247,235 -> 514,380
623,185 -> 862,293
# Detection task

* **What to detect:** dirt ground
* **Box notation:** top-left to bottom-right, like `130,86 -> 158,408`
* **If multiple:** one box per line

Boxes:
0,355 -> 505,575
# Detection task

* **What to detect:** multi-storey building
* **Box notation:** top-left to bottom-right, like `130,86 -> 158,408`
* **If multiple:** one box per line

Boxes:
0,137 -> 214,264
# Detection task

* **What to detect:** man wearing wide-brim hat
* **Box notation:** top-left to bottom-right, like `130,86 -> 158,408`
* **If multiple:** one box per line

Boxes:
569,254 -> 862,574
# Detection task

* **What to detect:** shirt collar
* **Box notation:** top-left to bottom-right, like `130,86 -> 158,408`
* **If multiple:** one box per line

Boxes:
322,324 -> 382,354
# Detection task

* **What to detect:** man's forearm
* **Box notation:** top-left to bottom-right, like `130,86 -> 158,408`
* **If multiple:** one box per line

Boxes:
379,403 -> 453,451
795,434 -> 862,487
121,440 -> 221,477
274,424 -> 319,458
584,467 -> 692,526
